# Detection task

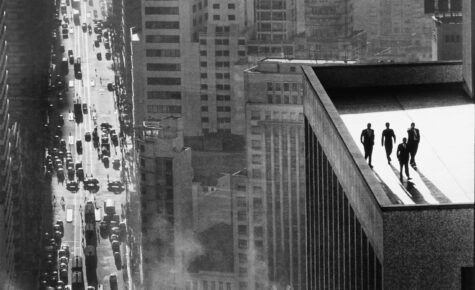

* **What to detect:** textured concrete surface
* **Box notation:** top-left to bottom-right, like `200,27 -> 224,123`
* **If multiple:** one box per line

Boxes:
334,84 -> 474,205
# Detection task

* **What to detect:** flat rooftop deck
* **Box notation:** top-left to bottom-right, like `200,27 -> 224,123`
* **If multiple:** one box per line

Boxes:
331,84 -> 474,206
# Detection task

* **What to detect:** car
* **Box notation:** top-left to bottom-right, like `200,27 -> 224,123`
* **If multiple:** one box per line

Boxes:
60,269 -> 68,285
82,103 -> 88,114
94,26 -> 101,34
114,251 -> 121,268
96,34 -> 102,42
99,221 -> 108,235
56,221 -> 64,235
96,52 -> 102,60
71,256 -> 82,271
107,83 -> 114,91
68,135 -> 74,146
58,114 -> 64,126
76,140 -> 82,154
66,181 -> 79,192
69,27 -> 74,34
62,23 -> 68,29
75,161 -> 82,170
85,132 -> 91,141
68,111 -> 74,121
105,52 -> 111,60
81,23 -> 87,32
102,155 -> 109,166
110,274 -> 118,290
112,158 -> 120,170
104,42 -> 110,49
66,208 -> 73,222
76,168 -> 84,181
112,214 -> 120,223
75,70 -> 82,80
111,227 -> 120,237
62,28 -> 68,34
94,40 -> 100,47
93,10 -> 98,18
60,139 -> 66,149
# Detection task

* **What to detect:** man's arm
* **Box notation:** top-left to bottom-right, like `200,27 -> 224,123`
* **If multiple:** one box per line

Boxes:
360,130 -> 364,144
381,131 -> 384,146
392,130 -> 396,144
396,145 -> 401,159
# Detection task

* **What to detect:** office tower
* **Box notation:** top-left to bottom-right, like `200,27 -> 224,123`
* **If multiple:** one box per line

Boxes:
304,0 -> 361,60
136,0 -> 200,136
197,0 -> 252,136
244,58 -> 307,290
303,61 -> 474,288
372,0 -> 433,61
0,0 -> 24,287
137,117 -> 194,290
463,0 -> 474,97
247,0 -> 306,60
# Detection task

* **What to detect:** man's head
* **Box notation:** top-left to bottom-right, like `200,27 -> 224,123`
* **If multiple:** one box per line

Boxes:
411,122 -> 415,129
385,122 -> 390,128
367,123 -> 371,129
403,137 -> 407,143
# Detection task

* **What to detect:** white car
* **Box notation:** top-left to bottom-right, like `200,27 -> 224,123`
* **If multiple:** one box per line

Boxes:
66,208 -> 73,223
69,80 -> 74,88
95,208 -> 101,222
69,27 -> 74,34
68,135 -> 74,145
87,12 -> 91,18
90,79 -> 95,87
68,112 -> 74,121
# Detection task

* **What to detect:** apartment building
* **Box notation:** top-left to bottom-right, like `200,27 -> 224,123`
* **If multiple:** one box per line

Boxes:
137,117 -> 194,290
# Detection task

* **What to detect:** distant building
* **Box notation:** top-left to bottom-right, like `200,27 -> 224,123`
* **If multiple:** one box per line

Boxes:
431,15 -> 462,60
188,271 -> 236,290
463,0 -> 474,97
137,117 -> 194,290
303,61 -> 474,289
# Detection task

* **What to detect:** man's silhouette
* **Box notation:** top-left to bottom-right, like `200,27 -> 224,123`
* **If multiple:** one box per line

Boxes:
407,122 -> 420,167
360,123 -> 375,168
381,122 -> 396,163
397,137 -> 411,181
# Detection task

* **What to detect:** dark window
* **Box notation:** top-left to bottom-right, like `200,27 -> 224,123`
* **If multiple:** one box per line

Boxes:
147,91 -> 181,100
146,49 -> 180,57
144,7 -> 179,15
201,94 -> 208,100
146,63 -> 181,71
147,77 -> 181,85
212,3 -> 220,9
146,35 -> 179,43
228,3 -> 235,9
228,15 -> 235,20
213,15 -> 220,20
145,21 -> 179,29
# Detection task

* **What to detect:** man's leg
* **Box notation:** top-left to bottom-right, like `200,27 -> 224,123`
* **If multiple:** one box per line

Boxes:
368,146 -> 373,167
364,146 -> 369,160
385,144 -> 392,162
412,143 -> 419,165
399,162 -> 403,180
404,160 -> 410,178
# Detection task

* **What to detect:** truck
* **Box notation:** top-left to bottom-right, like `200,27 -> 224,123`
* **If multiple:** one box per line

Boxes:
85,223 -> 95,245
74,103 -> 82,119
84,245 -> 97,272
85,202 -> 95,223
61,57 -> 68,75
73,9 -> 80,26
105,199 -> 115,216
72,0 -> 81,9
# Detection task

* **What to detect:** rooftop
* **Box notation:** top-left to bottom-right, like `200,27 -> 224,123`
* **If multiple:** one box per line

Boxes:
332,83 -> 474,205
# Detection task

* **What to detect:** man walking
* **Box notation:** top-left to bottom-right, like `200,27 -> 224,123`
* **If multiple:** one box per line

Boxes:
407,122 -> 420,167
360,123 -> 375,168
381,122 -> 396,163
397,137 -> 411,181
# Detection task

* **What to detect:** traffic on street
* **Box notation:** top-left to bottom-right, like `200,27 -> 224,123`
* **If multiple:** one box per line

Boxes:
40,0 -> 127,289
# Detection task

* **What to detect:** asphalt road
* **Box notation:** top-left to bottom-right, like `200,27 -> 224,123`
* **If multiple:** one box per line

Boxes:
49,0 -> 126,289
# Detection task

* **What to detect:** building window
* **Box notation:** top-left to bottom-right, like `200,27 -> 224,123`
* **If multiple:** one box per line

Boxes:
147,91 -> 181,100
145,21 -> 179,29
141,173 -> 146,181
200,50 -> 207,56
145,35 -> 179,43
201,73 -> 208,79
267,82 -> 273,91
201,106 -> 208,112
228,15 -> 235,20
201,117 -> 209,123
140,158 -> 145,167
250,110 -> 260,120
238,39 -> 245,45
201,94 -> 208,101
200,39 -> 207,45
213,15 -> 220,20
200,61 -> 207,67
146,49 -> 180,57
145,7 -> 179,15
147,77 -> 181,85
228,3 -> 235,9
146,63 -> 181,71
212,3 -> 220,9
237,211 -> 247,221
238,239 -> 248,249
237,197 -> 247,207
201,84 -> 208,90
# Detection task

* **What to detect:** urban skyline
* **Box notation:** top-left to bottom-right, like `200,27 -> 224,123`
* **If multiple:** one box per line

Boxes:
0,0 -> 472,289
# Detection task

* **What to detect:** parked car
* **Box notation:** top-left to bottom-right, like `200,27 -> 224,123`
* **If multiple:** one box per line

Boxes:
96,52 -> 102,60
85,132 -> 91,141
76,140 -> 82,154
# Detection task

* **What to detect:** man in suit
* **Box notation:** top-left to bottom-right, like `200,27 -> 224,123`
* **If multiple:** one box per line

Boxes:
407,122 -> 420,167
381,122 -> 396,164
397,137 -> 411,181
360,123 -> 375,168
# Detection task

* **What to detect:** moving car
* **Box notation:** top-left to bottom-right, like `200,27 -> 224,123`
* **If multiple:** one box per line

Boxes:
105,52 -> 111,60
96,52 -> 102,60
85,132 -> 91,141
107,83 -> 114,91
76,140 -> 82,154
81,23 -> 87,32
110,274 -> 118,290
66,208 -> 73,222
94,40 -> 99,47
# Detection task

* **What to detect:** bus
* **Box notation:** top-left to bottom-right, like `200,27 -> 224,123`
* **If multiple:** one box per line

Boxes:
73,9 -> 80,26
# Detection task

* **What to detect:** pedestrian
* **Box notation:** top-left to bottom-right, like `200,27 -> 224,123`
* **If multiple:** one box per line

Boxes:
407,122 -> 420,167
360,123 -> 375,168
397,137 -> 411,181
381,122 -> 396,163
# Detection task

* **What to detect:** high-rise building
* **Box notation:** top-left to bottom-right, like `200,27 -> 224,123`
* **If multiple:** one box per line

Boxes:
137,117 -> 194,290
0,0 -> 25,287
463,0 -> 474,97
303,61 -> 474,289
136,0 -> 200,136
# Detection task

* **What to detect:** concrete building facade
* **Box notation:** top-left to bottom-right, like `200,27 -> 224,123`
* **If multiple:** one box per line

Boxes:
137,118 -> 194,290
463,0 -> 474,97
431,15 -> 462,61
303,62 -> 474,289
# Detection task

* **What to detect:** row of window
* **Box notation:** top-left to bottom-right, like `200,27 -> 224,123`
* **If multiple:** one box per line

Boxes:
268,94 -> 303,105
200,38 -> 245,45
144,7 -> 179,15
146,105 -> 182,114
256,0 -> 285,10
445,34 -> 461,43
191,280 -> 232,290
145,21 -> 179,29
267,82 -> 301,92
200,94 -> 231,101
148,77 -> 181,85
147,91 -> 181,100
146,49 -> 180,57
146,35 -> 179,43
212,3 -> 235,9
200,73 -> 231,79
200,84 -> 231,90
212,14 -> 236,21
147,63 -> 181,71
256,11 -> 286,21
250,110 -> 304,122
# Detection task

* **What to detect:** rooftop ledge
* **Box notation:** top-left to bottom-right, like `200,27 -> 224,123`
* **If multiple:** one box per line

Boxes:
305,61 -> 474,208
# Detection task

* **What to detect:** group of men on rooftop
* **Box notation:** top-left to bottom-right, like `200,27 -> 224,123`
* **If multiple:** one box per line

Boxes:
360,122 -> 420,181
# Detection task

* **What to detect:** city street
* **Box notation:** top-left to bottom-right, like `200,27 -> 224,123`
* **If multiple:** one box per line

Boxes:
45,0 -> 127,289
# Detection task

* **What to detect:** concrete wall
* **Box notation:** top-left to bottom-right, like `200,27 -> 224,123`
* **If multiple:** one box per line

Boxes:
383,206 -> 474,289
313,62 -> 463,89
303,66 -> 387,260
463,0 -> 474,97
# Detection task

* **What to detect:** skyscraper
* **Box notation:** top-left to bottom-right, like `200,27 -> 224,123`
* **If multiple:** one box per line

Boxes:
137,117 -> 194,290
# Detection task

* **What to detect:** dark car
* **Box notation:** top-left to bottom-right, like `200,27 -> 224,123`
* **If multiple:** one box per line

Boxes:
58,114 -> 64,126
105,52 -> 111,60
85,132 -> 91,141
82,103 -> 88,114
66,181 -> 79,192
94,40 -> 100,47
96,52 -> 102,60
82,23 -> 87,32
110,274 -> 118,290
71,256 -> 82,272
76,140 -> 82,154
96,34 -> 101,42
107,83 -> 114,92
59,45 -> 65,53
114,251 -> 121,269
104,42 -> 110,49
